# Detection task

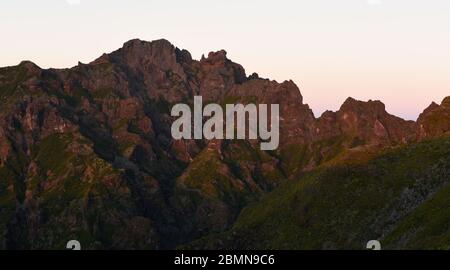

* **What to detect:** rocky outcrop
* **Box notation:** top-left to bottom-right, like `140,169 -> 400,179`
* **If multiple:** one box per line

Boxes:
417,96 -> 450,139
317,97 -> 416,146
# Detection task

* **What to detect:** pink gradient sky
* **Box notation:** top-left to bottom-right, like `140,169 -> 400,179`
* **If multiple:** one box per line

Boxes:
1,0 -> 449,120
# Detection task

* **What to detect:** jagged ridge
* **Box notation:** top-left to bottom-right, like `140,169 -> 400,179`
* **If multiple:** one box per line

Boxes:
0,39 -> 449,249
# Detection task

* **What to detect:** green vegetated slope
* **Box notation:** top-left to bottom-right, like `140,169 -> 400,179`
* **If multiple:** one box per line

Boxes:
170,140 -> 286,242
187,136 -> 450,250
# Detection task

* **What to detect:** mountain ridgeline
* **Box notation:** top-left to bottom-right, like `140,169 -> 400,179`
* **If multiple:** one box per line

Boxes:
0,39 -> 449,249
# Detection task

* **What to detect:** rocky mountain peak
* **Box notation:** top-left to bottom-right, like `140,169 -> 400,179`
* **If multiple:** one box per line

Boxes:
18,60 -> 41,71
417,96 -> 450,139
340,97 -> 386,115
121,38 -> 176,55
203,50 -> 228,64
328,97 -> 416,145
99,38 -> 186,78
441,96 -> 450,107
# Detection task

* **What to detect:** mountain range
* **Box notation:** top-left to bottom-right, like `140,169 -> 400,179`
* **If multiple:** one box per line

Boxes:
0,39 -> 449,249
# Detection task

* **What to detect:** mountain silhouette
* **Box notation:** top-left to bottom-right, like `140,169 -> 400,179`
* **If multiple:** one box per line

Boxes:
0,39 -> 448,249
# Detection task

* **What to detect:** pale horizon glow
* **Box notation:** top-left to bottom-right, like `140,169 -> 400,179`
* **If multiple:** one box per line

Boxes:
1,0 -> 449,120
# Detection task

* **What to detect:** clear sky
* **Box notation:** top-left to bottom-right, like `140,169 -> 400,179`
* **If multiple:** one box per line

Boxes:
1,0 -> 449,120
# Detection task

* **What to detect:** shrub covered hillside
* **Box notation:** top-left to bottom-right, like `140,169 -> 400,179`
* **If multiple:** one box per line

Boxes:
188,136 -> 450,250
